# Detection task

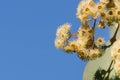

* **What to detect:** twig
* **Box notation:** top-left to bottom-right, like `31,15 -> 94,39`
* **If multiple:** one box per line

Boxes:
92,19 -> 97,49
103,23 -> 119,49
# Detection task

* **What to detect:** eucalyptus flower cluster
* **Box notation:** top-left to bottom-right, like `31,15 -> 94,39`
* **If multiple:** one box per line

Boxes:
77,0 -> 120,27
55,0 -> 120,78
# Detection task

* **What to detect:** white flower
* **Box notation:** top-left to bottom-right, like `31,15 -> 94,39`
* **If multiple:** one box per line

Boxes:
96,2 -> 106,12
56,23 -> 71,41
106,9 -> 116,21
77,48 -> 88,60
54,38 -> 64,49
95,37 -> 105,46
77,36 -> 88,48
89,48 -> 101,60
69,40 -> 78,51
57,23 -> 71,33
64,45 -> 74,53
86,28 -> 94,38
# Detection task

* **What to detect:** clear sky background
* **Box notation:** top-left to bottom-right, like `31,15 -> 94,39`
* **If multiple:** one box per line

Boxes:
0,0 -> 110,80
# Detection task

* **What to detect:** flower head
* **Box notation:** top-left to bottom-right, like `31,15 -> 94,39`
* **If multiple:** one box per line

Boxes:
56,23 -> 71,41
64,45 -> 74,53
77,49 -> 88,60
95,37 -> 105,46
54,38 -> 64,49
89,48 -> 102,60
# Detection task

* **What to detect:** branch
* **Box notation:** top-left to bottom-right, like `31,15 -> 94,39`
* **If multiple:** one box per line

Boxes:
103,60 -> 113,80
70,32 -> 78,36
103,23 -> 119,49
92,19 -> 97,49
92,19 -> 97,30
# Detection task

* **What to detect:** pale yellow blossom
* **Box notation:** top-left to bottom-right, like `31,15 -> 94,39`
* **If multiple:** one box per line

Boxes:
89,48 -> 101,60
56,23 -> 71,41
64,45 -> 74,53
54,38 -> 64,49
96,37 -> 105,46
69,40 -> 78,51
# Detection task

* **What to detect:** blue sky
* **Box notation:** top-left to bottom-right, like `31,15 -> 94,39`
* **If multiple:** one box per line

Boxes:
0,0 -> 110,80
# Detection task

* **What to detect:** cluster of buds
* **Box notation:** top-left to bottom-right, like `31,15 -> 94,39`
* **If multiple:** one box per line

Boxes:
55,0 -> 120,77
